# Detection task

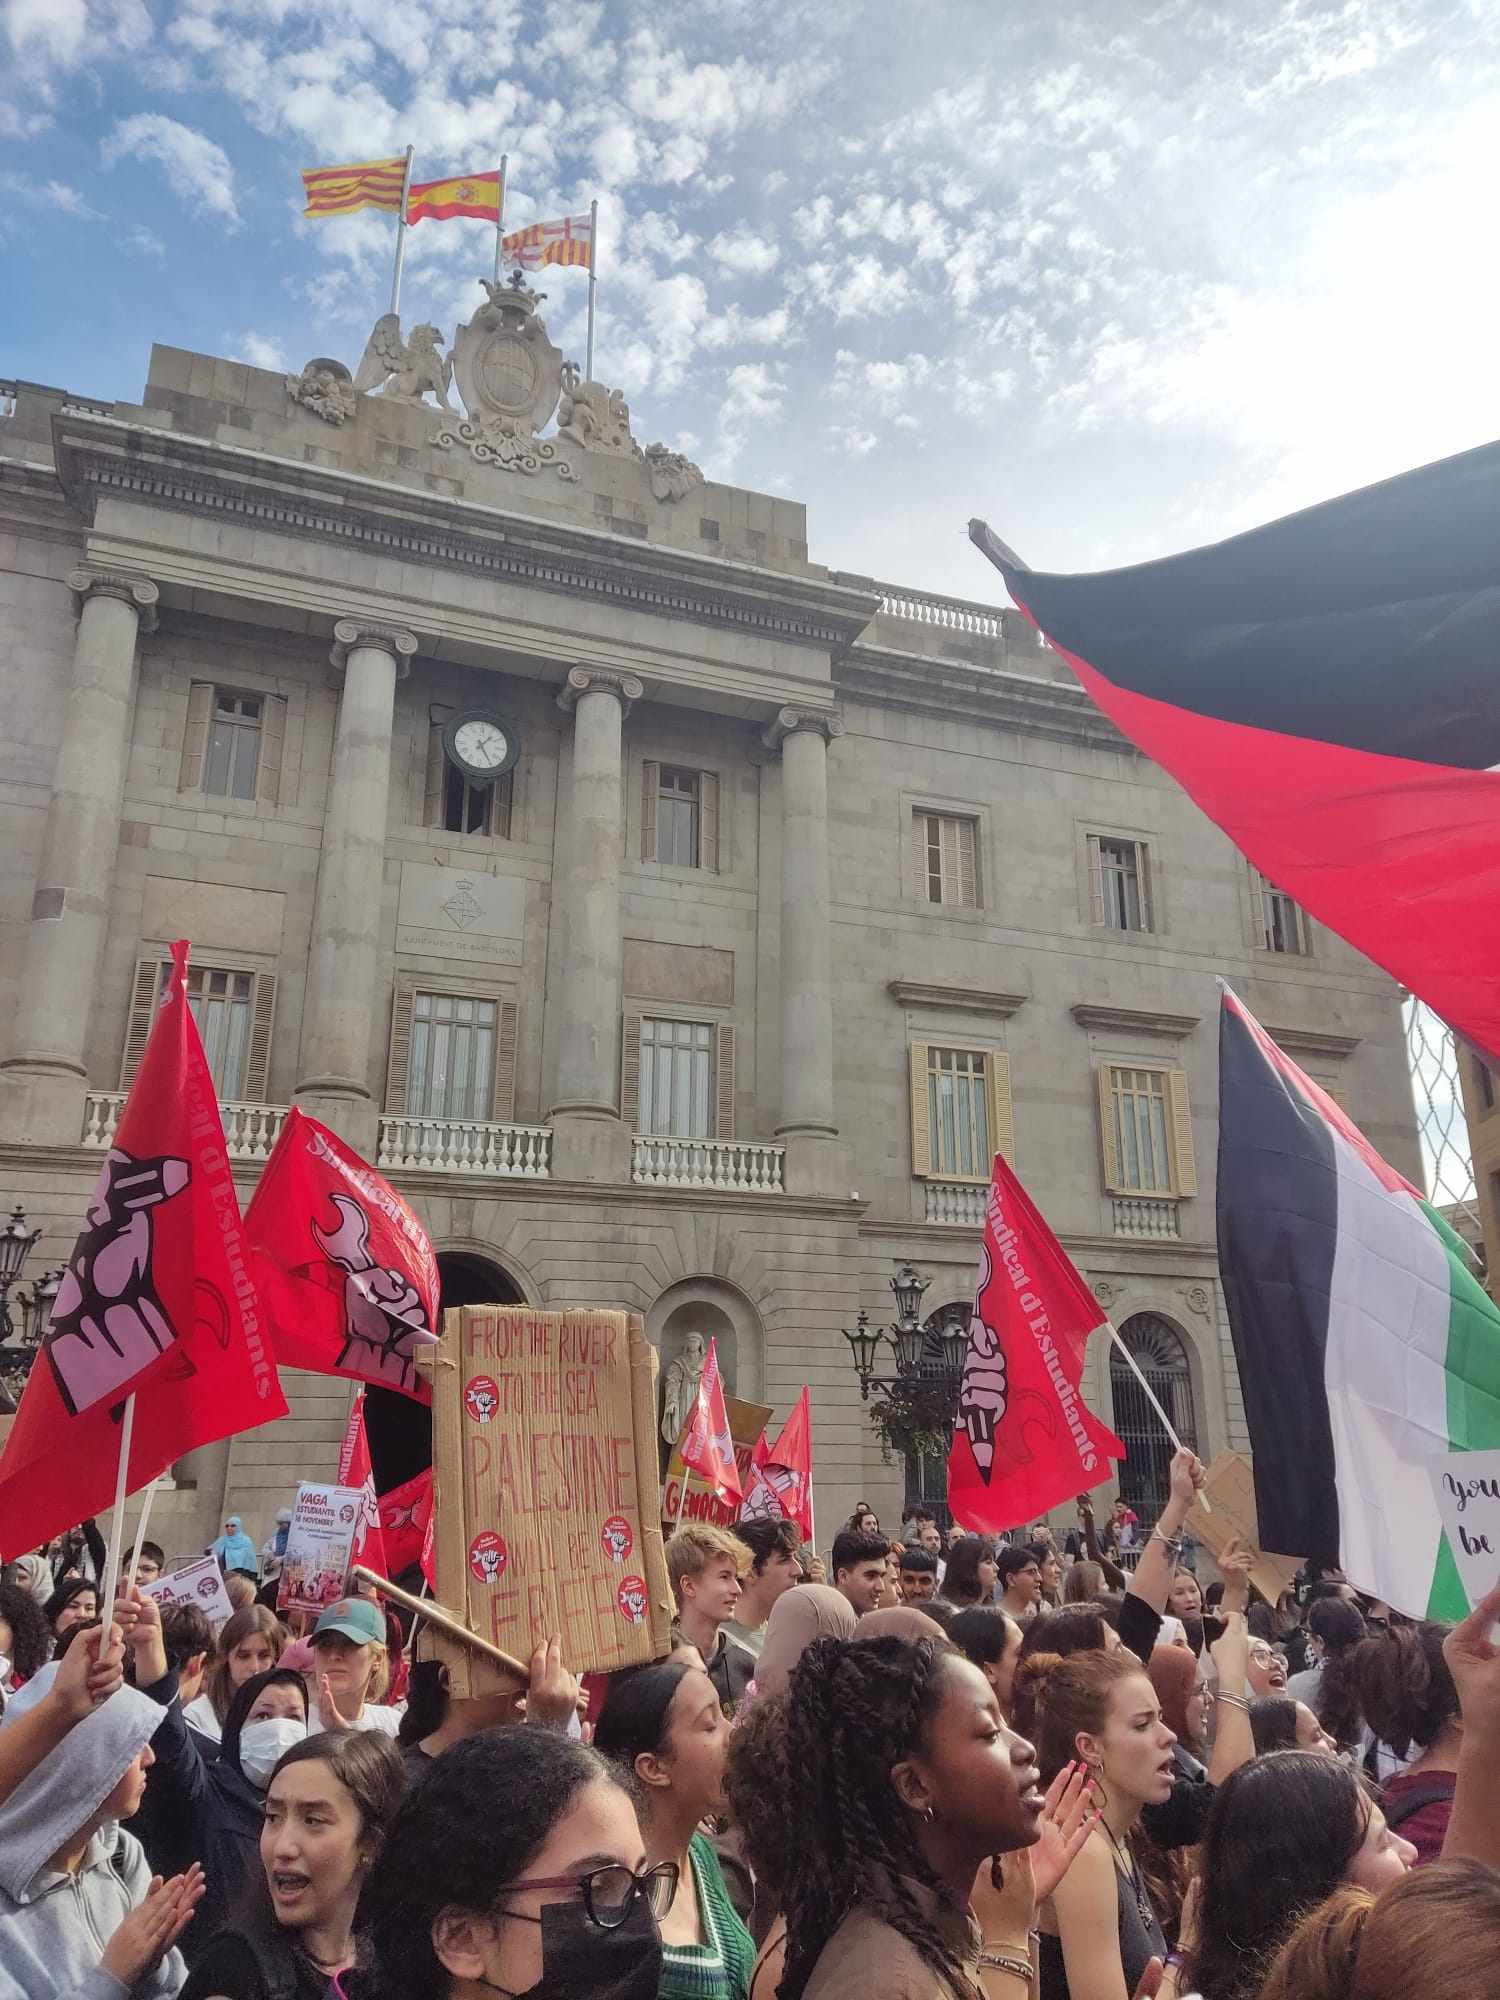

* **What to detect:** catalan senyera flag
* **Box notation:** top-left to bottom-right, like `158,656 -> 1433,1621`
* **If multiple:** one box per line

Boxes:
501,212 -> 593,271
407,169 -> 503,224
301,155 -> 407,219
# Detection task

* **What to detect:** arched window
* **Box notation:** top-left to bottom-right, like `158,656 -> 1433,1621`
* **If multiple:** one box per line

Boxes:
901,1301 -> 970,1531
1110,1313 -> 1199,1523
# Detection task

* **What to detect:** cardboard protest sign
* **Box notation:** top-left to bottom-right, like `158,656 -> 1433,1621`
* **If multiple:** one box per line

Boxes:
431,1306 -> 672,1690
1183,1451 -> 1301,1605
277,1481 -> 364,1618
663,1395 -> 773,1527
1427,1449 -> 1500,1614
142,1552 -> 234,1627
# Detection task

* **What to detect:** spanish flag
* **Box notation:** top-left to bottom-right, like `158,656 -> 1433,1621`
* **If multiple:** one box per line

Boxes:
407,169 -> 502,224
301,155 -> 408,218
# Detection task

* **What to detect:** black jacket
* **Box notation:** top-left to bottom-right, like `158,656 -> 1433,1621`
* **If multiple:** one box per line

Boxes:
145,1690 -> 269,1954
177,1925 -> 333,2000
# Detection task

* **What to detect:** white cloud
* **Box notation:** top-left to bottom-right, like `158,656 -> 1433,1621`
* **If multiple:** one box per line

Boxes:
708,227 -> 779,276
102,114 -> 240,224
832,349 -> 934,414
828,424 -> 877,455
231,332 -> 289,371
717,358 -> 785,466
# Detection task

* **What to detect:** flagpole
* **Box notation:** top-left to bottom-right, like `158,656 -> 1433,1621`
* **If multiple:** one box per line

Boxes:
126,1475 -> 162,1594
584,196 -> 598,380
390,145 -> 414,317
493,153 -> 508,285
1104,1322 -> 1211,1512
98,1392 -> 137,1616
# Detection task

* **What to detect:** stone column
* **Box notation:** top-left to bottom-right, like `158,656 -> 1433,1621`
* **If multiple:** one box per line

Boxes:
763,706 -> 846,1196
0,570 -> 159,1145
294,619 -> 416,1155
547,665 -> 643,1183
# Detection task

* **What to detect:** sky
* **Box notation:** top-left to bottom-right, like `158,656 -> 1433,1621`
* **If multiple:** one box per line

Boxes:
6,0 -> 1500,600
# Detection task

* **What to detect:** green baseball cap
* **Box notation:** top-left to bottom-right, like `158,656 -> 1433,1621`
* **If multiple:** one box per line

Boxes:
311,1597 -> 386,1647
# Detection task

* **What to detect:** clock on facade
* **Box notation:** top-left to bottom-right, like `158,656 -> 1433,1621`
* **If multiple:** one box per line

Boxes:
442,711 -> 520,783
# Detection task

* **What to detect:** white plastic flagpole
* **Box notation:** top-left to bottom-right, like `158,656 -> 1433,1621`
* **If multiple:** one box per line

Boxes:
390,145 -> 415,316
98,1392 -> 137,1618
1105,1322 -> 1210,1511
493,153 -> 508,285
584,197 -> 599,381
125,1474 -> 162,1594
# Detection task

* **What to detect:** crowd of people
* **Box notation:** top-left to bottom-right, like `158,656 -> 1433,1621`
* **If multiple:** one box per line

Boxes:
2,1451 -> 1499,2000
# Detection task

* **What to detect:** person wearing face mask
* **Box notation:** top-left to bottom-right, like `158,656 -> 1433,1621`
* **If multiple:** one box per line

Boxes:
177,1729 -> 405,2000
594,1661 -> 757,2000
347,1725 -> 673,2000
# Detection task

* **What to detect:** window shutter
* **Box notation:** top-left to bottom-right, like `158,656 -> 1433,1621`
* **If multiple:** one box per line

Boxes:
909,1041 -> 933,1177
1165,1068 -> 1198,1197
910,811 -> 929,901
1097,1064 -> 1125,1194
714,1023 -> 736,1138
242,972 -> 278,1101
493,771 -> 515,841
958,819 -> 978,909
385,983 -> 417,1113
984,1051 -> 1014,1166
490,999 -> 519,1123
1086,836 -> 1105,924
254,694 -> 287,808
119,958 -> 165,1087
424,705 -> 453,828
621,1014 -> 643,1128
178,683 -> 214,792
640,761 -> 659,862
699,771 -> 720,873
1137,842 -> 1155,931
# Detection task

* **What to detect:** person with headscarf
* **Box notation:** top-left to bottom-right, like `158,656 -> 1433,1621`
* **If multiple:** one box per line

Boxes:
8,1553 -> 54,1611
212,1515 -> 260,1578
258,1508 -> 294,1585
748,1585 -> 856,1704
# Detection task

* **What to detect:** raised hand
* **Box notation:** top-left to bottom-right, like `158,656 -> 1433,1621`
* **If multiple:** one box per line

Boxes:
54,1620 -> 125,1721
317,1672 -> 358,1732
99,1865 -> 205,1985
1167,1449 -> 1206,1513
1026,1760 -> 1102,1902
1443,1578 -> 1500,1733
1217,1537 -> 1254,1616
522,1634 -> 581,1732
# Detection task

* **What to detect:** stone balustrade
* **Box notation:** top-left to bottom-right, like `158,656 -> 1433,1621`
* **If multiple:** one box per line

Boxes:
631,1136 -> 786,1193
84,1093 -> 288,1161
923,1180 -> 988,1225
377,1117 -> 552,1177
1112,1195 -> 1183,1240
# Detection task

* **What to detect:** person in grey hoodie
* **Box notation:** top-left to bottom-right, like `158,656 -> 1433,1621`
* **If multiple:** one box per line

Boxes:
0,1661 -> 203,2000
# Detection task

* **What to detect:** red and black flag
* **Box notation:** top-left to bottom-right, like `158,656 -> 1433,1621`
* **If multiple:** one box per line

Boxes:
969,438 -> 1500,1068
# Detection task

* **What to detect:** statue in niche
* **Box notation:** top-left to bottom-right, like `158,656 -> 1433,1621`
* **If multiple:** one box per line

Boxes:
660,1329 -> 709,1447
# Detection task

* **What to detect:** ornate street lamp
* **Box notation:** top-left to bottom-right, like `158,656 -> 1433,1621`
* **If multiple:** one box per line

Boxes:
842,1308 -> 882,1389
0,1206 -> 42,1343
0,1207 -> 60,1414
841,1262 -> 965,1402
891,1261 -> 930,1327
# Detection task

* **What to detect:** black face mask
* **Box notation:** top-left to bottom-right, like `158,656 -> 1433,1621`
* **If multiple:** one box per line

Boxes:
479,1893 -> 664,2000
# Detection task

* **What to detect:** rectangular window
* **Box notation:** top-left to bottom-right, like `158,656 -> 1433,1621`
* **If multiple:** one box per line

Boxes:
639,1018 -> 714,1137
185,965 -> 254,1098
915,811 -> 979,908
442,762 -> 512,837
657,767 -> 701,868
408,993 -> 497,1120
1256,872 -> 1310,955
1091,835 -> 1151,931
927,1046 -> 991,1178
203,692 -> 262,800
1108,1066 -> 1174,1194
1476,1058 -> 1496,1115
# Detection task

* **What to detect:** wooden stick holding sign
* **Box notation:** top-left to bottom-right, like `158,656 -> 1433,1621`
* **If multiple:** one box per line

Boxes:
1106,1323 -> 1210,1512
348,1565 -> 529,1677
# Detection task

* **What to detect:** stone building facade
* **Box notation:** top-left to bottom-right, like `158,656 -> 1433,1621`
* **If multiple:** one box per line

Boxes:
0,295 -> 1424,1559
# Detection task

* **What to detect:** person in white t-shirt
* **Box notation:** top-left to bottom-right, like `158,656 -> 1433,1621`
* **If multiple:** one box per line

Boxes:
306,1597 -> 402,1735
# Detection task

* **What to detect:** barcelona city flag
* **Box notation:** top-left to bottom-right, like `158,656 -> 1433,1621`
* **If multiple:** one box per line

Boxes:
969,436 -> 1500,1071
407,169 -> 502,224
301,155 -> 407,218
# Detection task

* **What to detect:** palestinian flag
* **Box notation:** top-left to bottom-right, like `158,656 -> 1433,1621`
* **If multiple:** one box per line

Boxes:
968,438 -> 1500,1069
1216,986 -> 1500,1618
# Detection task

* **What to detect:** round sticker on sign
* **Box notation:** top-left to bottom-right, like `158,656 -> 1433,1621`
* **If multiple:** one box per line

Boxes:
617,1575 -> 649,1625
468,1532 -> 509,1586
601,1515 -> 633,1564
464,1376 -> 500,1425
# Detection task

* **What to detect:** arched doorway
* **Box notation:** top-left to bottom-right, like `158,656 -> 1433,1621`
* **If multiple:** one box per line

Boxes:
902,1300 -> 969,1531
363,1251 -> 525,1503
1109,1312 -> 1199,1522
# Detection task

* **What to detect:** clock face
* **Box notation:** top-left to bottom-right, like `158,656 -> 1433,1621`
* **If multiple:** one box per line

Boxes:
451,717 -> 511,774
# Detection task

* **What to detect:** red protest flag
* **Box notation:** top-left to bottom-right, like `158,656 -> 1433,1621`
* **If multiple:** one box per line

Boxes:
338,1391 -> 389,1577
738,1385 -> 814,1540
245,1105 -> 439,1403
378,1463 -> 433,1579
0,940 -> 287,1559
679,1337 -> 743,1506
948,1155 -> 1124,1533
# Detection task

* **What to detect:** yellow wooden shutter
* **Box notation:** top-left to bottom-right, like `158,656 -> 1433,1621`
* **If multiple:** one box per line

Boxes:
492,770 -> 515,840
1086,836 -> 1106,924
699,771 -> 720,873
424,706 -> 453,828
244,972 -> 278,1101
909,1041 -> 933,1177
1097,1064 -> 1124,1194
640,761 -> 658,862
255,694 -> 287,808
178,683 -> 213,792
621,1014 -> 643,1128
1166,1068 -> 1198,1197
1136,841 -> 1155,932
490,999 -> 519,1123
714,1023 -> 736,1139
385,983 -> 417,1113
958,818 -> 978,908
119,959 -> 164,1087
984,1051 -> 1014,1167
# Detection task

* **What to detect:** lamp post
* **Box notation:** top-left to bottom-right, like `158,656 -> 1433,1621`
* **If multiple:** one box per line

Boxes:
0,1205 -> 60,1413
842,1261 -> 968,1402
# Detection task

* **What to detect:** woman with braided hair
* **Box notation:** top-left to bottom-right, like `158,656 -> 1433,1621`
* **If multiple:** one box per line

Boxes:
778,1633 -> 1099,2000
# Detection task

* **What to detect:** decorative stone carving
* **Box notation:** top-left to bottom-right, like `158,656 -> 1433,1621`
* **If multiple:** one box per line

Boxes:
433,275 -> 578,480
353,315 -> 454,408
287,357 -> 358,426
430,412 -> 579,481
329,620 -> 419,678
1092,1279 -> 1119,1307
556,362 -> 636,456
556,665 -> 646,717
641,441 -> 704,503
761,705 -> 846,752
68,569 -> 159,634
1183,1284 -> 1212,1317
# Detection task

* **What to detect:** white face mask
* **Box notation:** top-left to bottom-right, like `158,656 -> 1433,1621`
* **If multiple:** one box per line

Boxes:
238,1715 -> 306,1788
0,1655 -> 12,1689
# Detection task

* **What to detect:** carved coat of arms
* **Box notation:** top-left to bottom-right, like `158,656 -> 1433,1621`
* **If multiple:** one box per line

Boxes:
433,276 -> 577,480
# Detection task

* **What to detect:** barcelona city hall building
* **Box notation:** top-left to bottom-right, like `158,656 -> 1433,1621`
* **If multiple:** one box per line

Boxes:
0,281 -> 1423,1559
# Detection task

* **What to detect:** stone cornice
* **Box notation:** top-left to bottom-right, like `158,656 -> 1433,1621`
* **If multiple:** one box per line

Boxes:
1266,1025 -> 1362,1060
50,410 -> 880,655
1071,1003 -> 1200,1039
557,665 -> 646,716
839,640 -> 1129,753
888,980 -> 1027,1017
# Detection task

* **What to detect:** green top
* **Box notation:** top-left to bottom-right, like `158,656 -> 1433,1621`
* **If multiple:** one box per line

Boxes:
658,1833 -> 756,2000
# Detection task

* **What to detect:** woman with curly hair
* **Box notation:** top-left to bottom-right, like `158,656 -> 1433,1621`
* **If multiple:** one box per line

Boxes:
777,1632 -> 1093,2000
0,1578 -> 53,1695
1354,1619 -> 1462,1861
